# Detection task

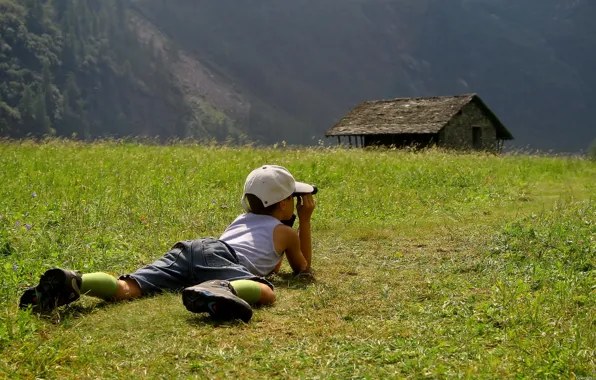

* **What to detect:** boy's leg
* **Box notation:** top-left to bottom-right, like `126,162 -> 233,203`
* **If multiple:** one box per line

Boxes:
182,280 -> 253,323
189,239 -> 276,299
81,273 -> 141,300
119,240 -> 195,295
114,278 -> 142,299
21,240 -> 215,311
182,280 -> 275,323
80,273 -> 119,299
181,239 -> 278,321
19,269 -> 141,312
229,280 -> 275,305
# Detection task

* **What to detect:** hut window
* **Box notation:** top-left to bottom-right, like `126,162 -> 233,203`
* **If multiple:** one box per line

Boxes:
472,127 -> 482,149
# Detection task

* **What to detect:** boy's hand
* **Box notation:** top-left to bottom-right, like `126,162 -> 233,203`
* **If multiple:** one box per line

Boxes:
296,194 -> 316,221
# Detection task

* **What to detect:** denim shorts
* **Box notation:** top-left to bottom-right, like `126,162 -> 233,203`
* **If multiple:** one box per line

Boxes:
121,238 -> 273,295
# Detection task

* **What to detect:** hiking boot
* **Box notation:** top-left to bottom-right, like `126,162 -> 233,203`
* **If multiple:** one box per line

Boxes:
19,268 -> 82,312
182,280 -> 253,323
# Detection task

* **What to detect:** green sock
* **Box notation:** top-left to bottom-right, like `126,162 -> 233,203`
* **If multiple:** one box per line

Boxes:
80,273 -> 119,300
230,280 -> 262,304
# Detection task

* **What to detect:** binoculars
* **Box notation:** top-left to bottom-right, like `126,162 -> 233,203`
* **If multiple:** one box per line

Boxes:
293,185 -> 318,197
283,186 -> 317,228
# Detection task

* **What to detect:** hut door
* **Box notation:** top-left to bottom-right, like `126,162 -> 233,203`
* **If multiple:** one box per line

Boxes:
472,127 -> 482,149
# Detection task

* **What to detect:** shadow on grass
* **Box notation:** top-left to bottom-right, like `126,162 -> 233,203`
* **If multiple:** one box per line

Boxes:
30,294 -> 163,323
266,271 -> 317,290
185,314 -> 249,327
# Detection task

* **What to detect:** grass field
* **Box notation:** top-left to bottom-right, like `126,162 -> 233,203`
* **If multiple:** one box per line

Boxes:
1,140 -> 594,378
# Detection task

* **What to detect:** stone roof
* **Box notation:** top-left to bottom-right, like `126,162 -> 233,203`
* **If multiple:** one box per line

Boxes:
326,94 -> 513,140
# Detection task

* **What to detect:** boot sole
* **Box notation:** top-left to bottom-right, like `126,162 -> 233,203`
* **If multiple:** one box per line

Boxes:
36,268 -> 80,311
182,289 -> 252,323
37,268 -> 68,311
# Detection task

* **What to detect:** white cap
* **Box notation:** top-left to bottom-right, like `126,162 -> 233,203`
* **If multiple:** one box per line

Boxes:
241,165 -> 314,212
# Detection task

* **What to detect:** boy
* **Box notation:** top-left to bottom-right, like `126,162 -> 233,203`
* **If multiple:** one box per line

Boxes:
19,165 -> 316,323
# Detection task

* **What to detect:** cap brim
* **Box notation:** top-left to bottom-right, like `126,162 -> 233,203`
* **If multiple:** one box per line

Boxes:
294,182 -> 314,194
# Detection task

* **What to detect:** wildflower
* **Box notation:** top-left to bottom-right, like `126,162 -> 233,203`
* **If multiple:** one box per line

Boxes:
32,192 -> 37,198
15,221 -> 20,227
25,224 -> 32,230
12,264 -> 18,271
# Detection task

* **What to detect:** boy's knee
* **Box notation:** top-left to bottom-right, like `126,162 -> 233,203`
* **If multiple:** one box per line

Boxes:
258,283 -> 276,305
114,278 -> 142,300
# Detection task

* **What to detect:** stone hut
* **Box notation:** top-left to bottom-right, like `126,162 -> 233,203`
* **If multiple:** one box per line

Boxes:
325,94 -> 514,151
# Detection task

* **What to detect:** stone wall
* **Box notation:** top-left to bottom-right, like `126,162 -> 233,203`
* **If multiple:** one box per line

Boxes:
439,102 -> 498,151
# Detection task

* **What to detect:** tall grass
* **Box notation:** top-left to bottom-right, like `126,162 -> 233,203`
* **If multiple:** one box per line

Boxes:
1,140 -> 594,377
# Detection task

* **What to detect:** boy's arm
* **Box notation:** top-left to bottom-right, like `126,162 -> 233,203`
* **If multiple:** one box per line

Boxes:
273,194 -> 316,274
272,256 -> 284,273
296,194 -> 315,269
298,219 -> 312,269
273,225 -> 309,274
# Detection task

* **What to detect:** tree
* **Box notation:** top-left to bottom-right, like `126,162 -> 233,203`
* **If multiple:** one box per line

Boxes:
24,0 -> 46,35
58,73 -> 87,137
18,84 -> 36,134
33,88 -> 52,135
0,95 -> 21,134
589,139 -> 596,162
64,35 -> 79,73
41,60 -> 58,120
79,0 -> 92,38
52,0 -> 71,21
0,115 -> 9,133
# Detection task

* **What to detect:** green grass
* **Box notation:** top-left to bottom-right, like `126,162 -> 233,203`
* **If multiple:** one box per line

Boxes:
1,140 -> 595,378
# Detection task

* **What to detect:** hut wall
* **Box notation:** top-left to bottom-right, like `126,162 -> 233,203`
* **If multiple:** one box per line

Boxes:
441,102 -> 497,150
364,133 -> 438,148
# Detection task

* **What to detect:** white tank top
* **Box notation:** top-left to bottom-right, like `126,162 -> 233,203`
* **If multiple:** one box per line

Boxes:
219,213 -> 283,276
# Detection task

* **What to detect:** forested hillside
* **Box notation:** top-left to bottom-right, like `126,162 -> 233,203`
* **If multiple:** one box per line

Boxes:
0,0 -> 224,140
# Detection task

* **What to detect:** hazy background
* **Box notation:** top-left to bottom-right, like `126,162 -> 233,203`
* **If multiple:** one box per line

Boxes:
1,0 -> 594,152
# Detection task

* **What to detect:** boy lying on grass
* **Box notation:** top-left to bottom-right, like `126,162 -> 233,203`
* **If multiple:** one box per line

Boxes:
19,165 -> 316,323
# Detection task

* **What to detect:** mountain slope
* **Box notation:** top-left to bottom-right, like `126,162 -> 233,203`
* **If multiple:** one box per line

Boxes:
135,0 -> 596,151
2,0 -> 594,151
129,12 -> 250,140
